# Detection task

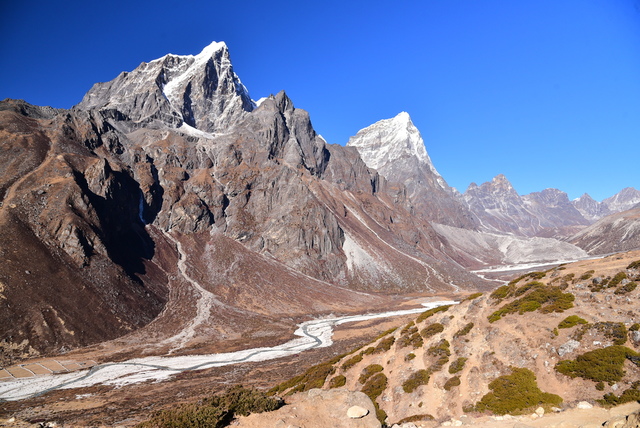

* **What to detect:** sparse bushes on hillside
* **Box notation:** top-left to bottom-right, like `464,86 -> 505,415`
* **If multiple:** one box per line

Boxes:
373,336 -> 396,353
555,345 -> 639,383
488,284 -> 574,323
427,339 -> 451,373
398,324 -> 423,349
402,369 -> 430,393
138,386 -> 283,428
558,315 -> 588,329
269,354 -> 342,395
472,367 -> 562,415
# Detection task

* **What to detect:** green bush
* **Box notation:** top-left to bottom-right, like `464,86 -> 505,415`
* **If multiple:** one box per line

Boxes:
558,315 -> 588,329
328,375 -> 346,389
416,305 -> 451,323
359,364 -> 384,384
555,345 -> 639,383
615,281 -> 637,295
473,368 -> 562,415
405,352 -> 416,362
580,270 -> 595,280
490,285 -> 513,301
598,382 -> 640,407
428,339 -> 451,372
373,336 -> 396,353
448,357 -> 468,374
361,373 -> 388,424
138,386 -> 283,428
341,354 -> 363,371
395,414 -> 434,423
627,260 -> 640,270
421,323 -> 444,339
454,322 -> 474,338
630,323 -> 640,332
402,369 -> 430,393
398,325 -> 423,349
609,272 -> 627,288
444,376 -> 461,391
462,292 -> 483,302
593,322 -> 628,345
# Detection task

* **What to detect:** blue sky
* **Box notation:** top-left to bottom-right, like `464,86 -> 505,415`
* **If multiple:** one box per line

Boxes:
1,0 -> 639,201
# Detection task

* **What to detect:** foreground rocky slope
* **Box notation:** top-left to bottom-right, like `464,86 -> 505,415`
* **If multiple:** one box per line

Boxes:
262,251 -> 640,426
0,42 -> 485,364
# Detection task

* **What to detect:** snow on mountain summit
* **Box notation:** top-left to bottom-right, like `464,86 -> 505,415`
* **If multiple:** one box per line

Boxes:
347,112 -> 435,173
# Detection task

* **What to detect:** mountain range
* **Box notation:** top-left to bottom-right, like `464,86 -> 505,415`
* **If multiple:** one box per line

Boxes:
0,40 -> 639,401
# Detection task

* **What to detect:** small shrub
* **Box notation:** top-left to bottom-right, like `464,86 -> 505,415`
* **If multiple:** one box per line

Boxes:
416,305 -> 450,323
558,315 -> 588,329
615,281 -> 637,295
527,271 -> 547,280
473,367 -> 562,415
580,270 -> 595,280
405,352 -> 416,362
595,381 -> 605,391
463,292 -> 483,301
402,369 -> 430,393
490,285 -> 512,301
395,414 -> 434,423
593,322 -> 628,345
444,376 -> 461,391
398,325 -> 423,349
448,357 -> 467,374
428,339 -> 451,372
341,354 -> 363,371
555,345 -> 639,383
361,347 -> 375,356
609,272 -> 627,288
454,322 -> 474,338
630,323 -> 640,332
598,383 -> 640,407
373,336 -> 396,353
359,364 -> 384,384
328,375 -> 346,389
421,323 -> 444,339
627,260 -> 640,270
400,321 -> 415,335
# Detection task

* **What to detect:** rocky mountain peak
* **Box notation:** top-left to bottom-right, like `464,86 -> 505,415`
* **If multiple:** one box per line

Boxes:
347,113 -> 477,229
603,187 -> 640,213
347,112 -> 434,173
77,41 -> 255,133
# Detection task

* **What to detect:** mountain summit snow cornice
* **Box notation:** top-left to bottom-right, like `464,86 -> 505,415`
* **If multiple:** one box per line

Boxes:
77,41 -> 255,133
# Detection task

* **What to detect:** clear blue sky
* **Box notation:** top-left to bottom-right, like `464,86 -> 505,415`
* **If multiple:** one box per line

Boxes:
2,0 -> 639,201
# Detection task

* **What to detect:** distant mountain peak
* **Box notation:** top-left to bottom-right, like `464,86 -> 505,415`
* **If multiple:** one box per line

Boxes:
347,112 -> 433,172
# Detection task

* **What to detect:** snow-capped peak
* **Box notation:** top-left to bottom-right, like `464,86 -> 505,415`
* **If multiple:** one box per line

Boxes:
347,112 -> 434,172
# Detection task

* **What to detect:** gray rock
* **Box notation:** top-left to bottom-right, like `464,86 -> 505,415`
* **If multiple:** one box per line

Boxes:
557,340 -> 580,357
